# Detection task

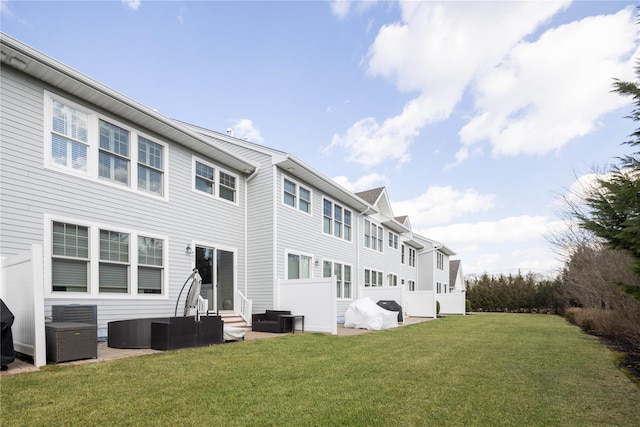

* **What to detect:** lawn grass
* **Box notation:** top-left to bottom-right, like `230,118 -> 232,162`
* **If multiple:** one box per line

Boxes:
2,313 -> 639,426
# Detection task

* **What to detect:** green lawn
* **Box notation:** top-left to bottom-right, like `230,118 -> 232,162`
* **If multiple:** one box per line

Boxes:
2,314 -> 639,426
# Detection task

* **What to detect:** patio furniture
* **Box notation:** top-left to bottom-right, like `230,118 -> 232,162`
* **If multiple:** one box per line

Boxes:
108,315 -> 223,350
45,322 -> 97,363
108,317 -> 170,349
251,310 -> 293,333
150,315 -> 223,351
279,314 -> 305,334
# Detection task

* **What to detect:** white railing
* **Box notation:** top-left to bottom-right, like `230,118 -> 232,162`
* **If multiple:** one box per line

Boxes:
237,290 -> 252,325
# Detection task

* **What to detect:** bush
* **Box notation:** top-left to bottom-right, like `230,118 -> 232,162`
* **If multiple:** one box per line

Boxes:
465,299 -> 471,313
436,300 -> 440,315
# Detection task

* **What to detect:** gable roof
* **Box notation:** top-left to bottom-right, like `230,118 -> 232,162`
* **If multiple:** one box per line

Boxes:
356,187 -> 385,205
0,33 -> 257,175
449,260 -> 461,285
356,187 -> 409,233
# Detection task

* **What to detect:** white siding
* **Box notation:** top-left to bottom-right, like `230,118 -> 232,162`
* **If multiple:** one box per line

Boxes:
0,68 -> 247,332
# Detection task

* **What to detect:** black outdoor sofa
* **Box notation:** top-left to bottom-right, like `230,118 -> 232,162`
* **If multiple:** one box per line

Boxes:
251,310 -> 293,333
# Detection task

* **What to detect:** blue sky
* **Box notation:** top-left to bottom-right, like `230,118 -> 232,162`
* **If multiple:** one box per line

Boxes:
2,0 -> 638,277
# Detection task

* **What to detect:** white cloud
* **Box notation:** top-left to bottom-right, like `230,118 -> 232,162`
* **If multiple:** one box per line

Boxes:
329,1 -> 570,167
330,0 -> 350,20
332,173 -> 388,192
459,6 -> 639,159
419,215 -> 562,246
330,0 -> 378,20
393,185 -> 496,227
122,0 -> 141,11
230,119 -> 264,144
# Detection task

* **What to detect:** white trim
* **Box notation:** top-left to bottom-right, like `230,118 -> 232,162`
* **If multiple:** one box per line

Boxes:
321,196 -> 354,243
281,175 -> 313,215
321,258 -> 354,301
191,155 -> 240,206
284,248 -> 314,280
43,90 -> 169,201
43,214 -> 169,299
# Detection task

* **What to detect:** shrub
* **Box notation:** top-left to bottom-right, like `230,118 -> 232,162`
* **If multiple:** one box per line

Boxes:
465,299 -> 471,313
436,300 -> 440,315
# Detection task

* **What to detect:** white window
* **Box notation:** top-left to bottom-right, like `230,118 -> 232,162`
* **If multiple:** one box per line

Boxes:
193,157 -> 239,204
99,229 -> 130,293
138,137 -> 164,196
99,120 -> 130,186
323,199 -> 352,241
52,222 -> 89,292
287,252 -> 312,279
409,248 -> 416,267
437,252 -> 444,270
323,261 -> 352,299
364,220 -> 383,252
388,273 -> 398,287
408,280 -> 416,291
388,232 -> 398,249
138,236 -> 164,294
50,100 -> 89,172
437,282 -> 442,294
401,244 -> 406,264
364,269 -> 383,287
48,218 -> 166,297
45,93 -> 167,198
219,171 -> 236,202
283,178 -> 311,213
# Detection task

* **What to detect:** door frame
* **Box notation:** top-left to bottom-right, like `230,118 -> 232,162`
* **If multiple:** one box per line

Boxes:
190,241 -> 237,313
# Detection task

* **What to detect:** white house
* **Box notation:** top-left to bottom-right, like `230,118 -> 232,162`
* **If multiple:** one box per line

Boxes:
0,33 -> 464,365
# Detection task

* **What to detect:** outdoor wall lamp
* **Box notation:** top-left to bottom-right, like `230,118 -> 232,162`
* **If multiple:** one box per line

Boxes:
185,244 -> 192,254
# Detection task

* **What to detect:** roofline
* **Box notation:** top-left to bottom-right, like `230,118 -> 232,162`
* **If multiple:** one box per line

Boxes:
277,154 -> 375,214
0,32 -> 257,174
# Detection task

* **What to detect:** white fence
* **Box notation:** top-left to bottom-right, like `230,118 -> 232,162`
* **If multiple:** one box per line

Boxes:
437,291 -> 467,315
0,245 -> 47,367
404,291 -> 436,318
277,277 -> 337,334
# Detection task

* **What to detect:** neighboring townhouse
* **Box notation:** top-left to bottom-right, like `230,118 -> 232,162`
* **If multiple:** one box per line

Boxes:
0,33 -> 257,339
1,33 -> 464,356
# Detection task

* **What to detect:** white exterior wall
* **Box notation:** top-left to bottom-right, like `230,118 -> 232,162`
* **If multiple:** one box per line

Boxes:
0,67 -> 247,334
276,170 -> 358,315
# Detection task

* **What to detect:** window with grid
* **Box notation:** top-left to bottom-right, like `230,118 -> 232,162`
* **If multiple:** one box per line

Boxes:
46,94 -> 168,199
52,222 -> 89,292
138,236 -> 163,294
364,220 -> 383,252
99,229 -> 130,293
219,171 -> 236,202
51,100 -> 89,172
388,273 -> 398,287
284,178 -> 311,213
322,199 -> 351,241
137,136 -> 163,195
437,252 -> 444,270
99,120 -> 130,185
323,261 -> 352,299
401,244 -> 406,264
388,232 -> 398,249
409,248 -> 416,267
408,280 -> 416,291
287,253 -> 311,279
364,268 -> 383,287
195,161 -> 215,195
